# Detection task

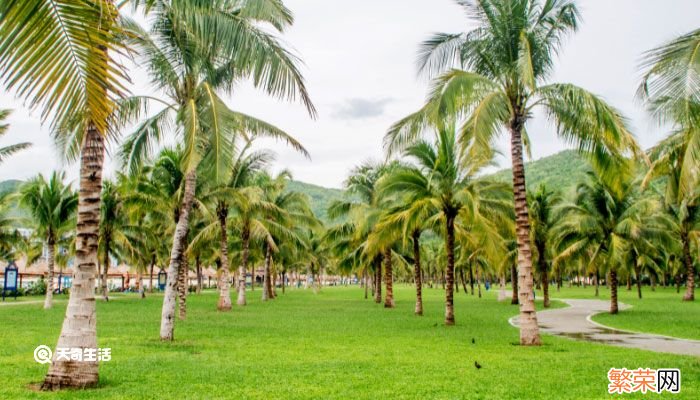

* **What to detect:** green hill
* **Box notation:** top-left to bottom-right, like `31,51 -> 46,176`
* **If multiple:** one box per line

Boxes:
285,180 -> 346,222
284,150 -> 594,223
488,150 -> 591,193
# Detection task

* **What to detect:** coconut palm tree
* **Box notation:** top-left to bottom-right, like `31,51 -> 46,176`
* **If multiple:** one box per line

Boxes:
528,184 -> 561,307
387,0 -> 641,345
258,171 -> 318,301
379,125 -> 511,325
18,172 -> 77,309
98,180 -> 128,301
118,0 -> 313,340
327,162 -> 392,303
0,109 -> 31,164
640,28 -> 700,301
552,169 -> 672,313
0,0 -> 124,387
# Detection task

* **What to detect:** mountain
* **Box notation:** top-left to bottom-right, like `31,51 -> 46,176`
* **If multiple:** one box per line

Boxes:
285,180 -> 346,222
487,150 -> 591,193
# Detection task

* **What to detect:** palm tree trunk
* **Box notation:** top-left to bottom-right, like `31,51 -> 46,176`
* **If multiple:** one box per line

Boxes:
469,262 -> 474,295
412,231 -> 423,316
159,169 -> 197,341
635,264 -> 643,299
509,116 -> 540,345
384,248 -> 394,308
511,265 -> 519,305
445,214 -> 456,326
149,258 -> 155,293
237,224 -> 250,306
535,240 -> 549,307
459,268 -> 468,296
102,236 -> 110,301
217,210 -> 232,311
262,243 -> 273,301
610,268 -> 619,314
364,270 -> 369,299
138,273 -> 145,299
43,124 -> 103,389
477,267 -> 482,298
283,270 -> 287,294
556,265 -> 561,292
196,257 -> 202,294
44,238 -> 55,309
177,255 -> 188,320
595,267 -> 600,297
541,270 -> 549,308
374,258 -> 382,304
681,230 -> 695,301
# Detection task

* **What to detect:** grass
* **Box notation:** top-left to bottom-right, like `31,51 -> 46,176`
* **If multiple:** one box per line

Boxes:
549,284 -> 700,340
0,285 -> 698,399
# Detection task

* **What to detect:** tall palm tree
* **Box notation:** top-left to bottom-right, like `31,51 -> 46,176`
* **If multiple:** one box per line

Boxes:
0,109 -> 31,164
379,126 -> 511,325
640,28 -> 700,301
119,0 -> 313,340
18,172 -> 77,309
0,0 -> 124,388
528,184 -> 561,308
387,0 -> 640,344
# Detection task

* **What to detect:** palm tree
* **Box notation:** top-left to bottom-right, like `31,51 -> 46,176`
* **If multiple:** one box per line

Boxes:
258,171 -> 318,301
327,162 -> 391,303
528,185 -> 561,308
640,29 -> 700,301
552,169 -> 672,313
387,0 -> 641,345
379,126 -> 511,325
98,180 -> 126,301
0,109 -> 31,164
0,0 -> 124,388
18,172 -> 77,309
119,0 -> 313,340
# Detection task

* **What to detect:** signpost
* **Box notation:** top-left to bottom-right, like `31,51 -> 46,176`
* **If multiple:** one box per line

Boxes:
2,260 -> 18,301
158,269 -> 167,291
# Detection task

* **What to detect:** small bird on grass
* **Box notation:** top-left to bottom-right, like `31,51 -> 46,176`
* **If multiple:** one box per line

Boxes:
474,361 -> 482,369
471,338 -> 475,344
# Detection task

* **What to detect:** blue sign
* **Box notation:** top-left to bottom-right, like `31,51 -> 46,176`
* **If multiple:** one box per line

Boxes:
3,261 -> 18,301
158,270 -> 167,291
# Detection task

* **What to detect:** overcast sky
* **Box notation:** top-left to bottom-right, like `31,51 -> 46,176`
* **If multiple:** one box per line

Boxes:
0,0 -> 698,189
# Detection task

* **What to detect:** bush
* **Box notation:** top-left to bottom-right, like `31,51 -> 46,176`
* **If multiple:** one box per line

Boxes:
25,279 -> 47,296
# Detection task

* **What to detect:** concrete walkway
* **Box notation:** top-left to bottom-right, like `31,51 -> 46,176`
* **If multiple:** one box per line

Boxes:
509,299 -> 700,357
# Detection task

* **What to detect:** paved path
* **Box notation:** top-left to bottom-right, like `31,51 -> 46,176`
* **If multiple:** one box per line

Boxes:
509,299 -> 700,357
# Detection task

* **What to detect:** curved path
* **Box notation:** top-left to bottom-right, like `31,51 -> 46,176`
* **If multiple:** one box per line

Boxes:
509,299 -> 700,357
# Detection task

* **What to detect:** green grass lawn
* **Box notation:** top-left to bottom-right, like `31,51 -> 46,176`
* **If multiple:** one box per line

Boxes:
1,285 -> 698,399
546,284 -> 700,340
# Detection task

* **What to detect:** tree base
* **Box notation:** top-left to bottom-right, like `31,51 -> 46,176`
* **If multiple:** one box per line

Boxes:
42,365 -> 98,391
